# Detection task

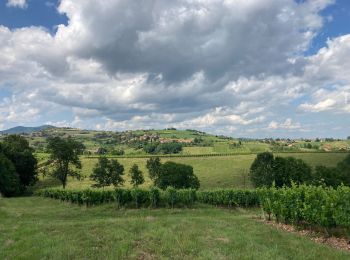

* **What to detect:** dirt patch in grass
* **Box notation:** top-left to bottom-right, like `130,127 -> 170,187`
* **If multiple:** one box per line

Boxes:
261,219 -> 350,253
4,239 -> 14,247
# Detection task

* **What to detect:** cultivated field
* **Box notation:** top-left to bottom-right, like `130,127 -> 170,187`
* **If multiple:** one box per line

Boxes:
0,197 -> 348,259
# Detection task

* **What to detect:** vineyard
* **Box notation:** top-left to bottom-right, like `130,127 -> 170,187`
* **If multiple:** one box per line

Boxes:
37,188 -> 259,208
38,185 -> 350,237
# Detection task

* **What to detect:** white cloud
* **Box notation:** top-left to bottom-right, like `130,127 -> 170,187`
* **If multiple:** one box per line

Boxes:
268,118 -> 301,130
2,0 -> 350,138
6,0 -> 27,8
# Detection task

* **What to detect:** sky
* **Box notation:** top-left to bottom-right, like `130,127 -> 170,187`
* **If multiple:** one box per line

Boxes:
0,0 -> 350,138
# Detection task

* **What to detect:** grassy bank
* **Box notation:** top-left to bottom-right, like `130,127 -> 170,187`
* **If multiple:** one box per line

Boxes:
0,197 -> 349,259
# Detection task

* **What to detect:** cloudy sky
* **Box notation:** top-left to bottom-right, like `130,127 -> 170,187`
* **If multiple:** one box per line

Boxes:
0,0 -> 349,138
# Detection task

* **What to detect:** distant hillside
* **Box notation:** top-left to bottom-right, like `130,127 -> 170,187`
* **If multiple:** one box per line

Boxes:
0,125 -> 55,134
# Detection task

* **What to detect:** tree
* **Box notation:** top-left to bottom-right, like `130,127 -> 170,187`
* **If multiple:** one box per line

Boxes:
108,159 -> 125,187
337,153 -> 350,185
250,152 -> 274,187
0,153 -> 20,197
250,152 -> 312,188
155,161 -> 200,190
146,157 -> 162,180
129,164 -> 144,187
312,166 -> 343,188
47,137 -> 84,189
90,157 -> 125,188
90,157 -> 110,188
1,135 -> 37,190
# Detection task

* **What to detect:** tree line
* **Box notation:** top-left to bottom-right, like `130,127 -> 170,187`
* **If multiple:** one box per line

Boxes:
250,152 -> 350,188
45,137 -> 200,191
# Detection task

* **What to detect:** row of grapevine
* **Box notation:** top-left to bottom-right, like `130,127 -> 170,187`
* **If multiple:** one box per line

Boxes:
197,189 -> 260,207
37,188 -> 258,208
258,185 -> 350,230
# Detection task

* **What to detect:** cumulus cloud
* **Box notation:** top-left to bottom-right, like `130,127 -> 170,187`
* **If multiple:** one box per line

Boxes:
1,0 -> 350,137
6,0 -> 27,8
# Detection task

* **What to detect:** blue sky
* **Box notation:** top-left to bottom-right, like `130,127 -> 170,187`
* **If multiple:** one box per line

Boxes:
0,0 -> 350,138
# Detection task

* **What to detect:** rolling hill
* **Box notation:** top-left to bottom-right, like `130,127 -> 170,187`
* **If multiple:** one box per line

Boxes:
0,125 -> 55,134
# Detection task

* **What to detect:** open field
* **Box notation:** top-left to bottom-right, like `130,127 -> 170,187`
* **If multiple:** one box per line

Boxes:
0,197 -> 348,259
35,152 -> 349,190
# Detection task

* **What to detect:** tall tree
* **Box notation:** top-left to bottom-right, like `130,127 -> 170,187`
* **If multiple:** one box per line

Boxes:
1,135 -> 37,190
129,164 -> 144,187
47,137 -> 84,189
0,153 -> 20,197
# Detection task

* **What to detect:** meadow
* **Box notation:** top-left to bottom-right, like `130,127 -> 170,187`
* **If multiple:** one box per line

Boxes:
35,152 -> 348,190
1,197 -> 349,259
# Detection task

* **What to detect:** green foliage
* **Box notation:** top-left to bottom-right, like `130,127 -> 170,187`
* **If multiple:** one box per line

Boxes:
250,152 -> 312,188
0,153 -> 20,197
90,157 -> 110,188
37,187 -> 258,209
149,187 -> 161,208
129,164 -> 144,187
250,152 -> 274,187
47,137 -> 84,188
146,157 -> 162,180
109,159 -> 125,187
164,187 -> 177,208
1,135 -> 38,190
155,161 -> 200,190
259,185 -> 350,231
90,157 -> 125,188
130,188 -> 149,208
197,189 -> 260,208
337,153 -> 350,184
311,153 -> 350,188
143,142 -> 183,154
312,166 -> 343,187
114,188 -> 131,207
110,148 -> 125,156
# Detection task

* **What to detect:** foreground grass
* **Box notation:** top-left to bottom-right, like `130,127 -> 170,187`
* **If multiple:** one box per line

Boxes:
0,197 -> 349,259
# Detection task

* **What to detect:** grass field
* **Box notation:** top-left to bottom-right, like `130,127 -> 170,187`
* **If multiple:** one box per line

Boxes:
0,197 -> 348,259
35,152 -> 349,190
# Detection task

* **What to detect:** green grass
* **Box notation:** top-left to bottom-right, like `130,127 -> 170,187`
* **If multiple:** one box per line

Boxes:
35,152 -> 349,191
0,197 -> 348,259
